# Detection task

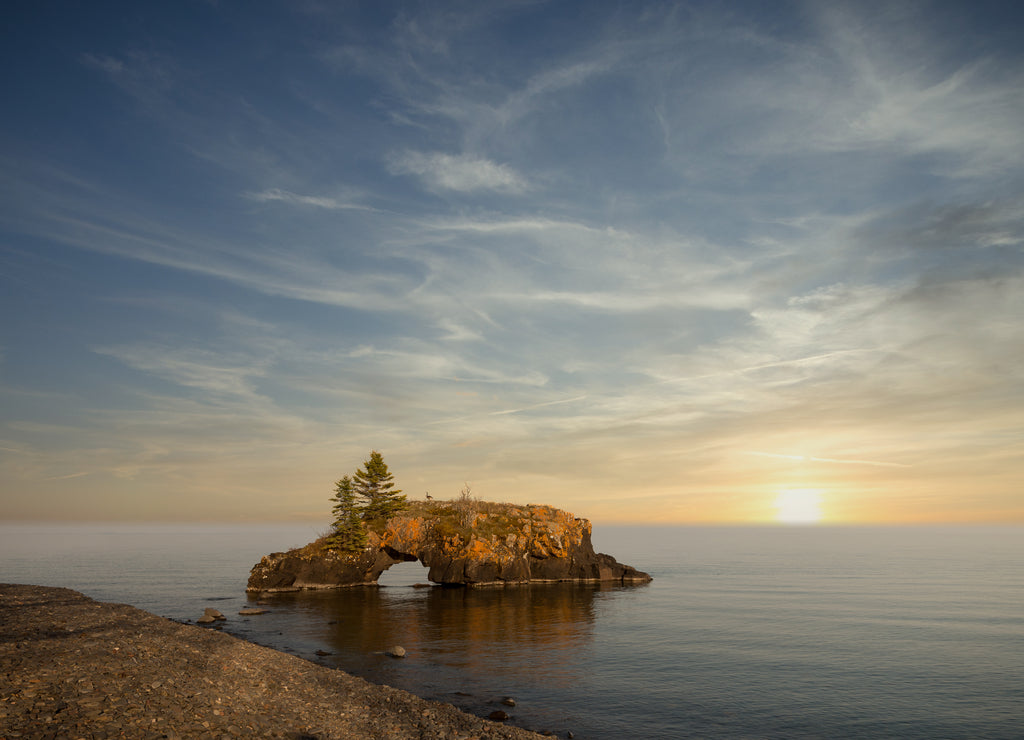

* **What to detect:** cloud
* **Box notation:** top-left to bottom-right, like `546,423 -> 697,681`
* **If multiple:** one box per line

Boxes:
637,3 -> 1024,188
430,394 -> 588,426
488,395 -> 588,417
491,287 -> 749,313
44,471 -> 91,480
245,188 -> 375,211
79,49 -> 179,104
829,62 -> 1024,177
388,151 -> 528,193
436,319 -> 483,342
343,344 -> 548,387
806,7 -> 1024,178
409,214 -> 753,315
92,344 -> 270,401
80,53 -> 124,75
746,451 -> 911,468
324,6 -> 616,147
491,58 -> 613,128
809,4 -> 1024,168
854,200 -> 1024,253
0,161 -> 418,313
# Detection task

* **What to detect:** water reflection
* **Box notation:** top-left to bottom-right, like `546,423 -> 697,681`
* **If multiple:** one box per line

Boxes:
243,581 -> 636,719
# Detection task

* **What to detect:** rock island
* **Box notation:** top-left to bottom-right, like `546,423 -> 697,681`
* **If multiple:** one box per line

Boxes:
248,500 -> 652,591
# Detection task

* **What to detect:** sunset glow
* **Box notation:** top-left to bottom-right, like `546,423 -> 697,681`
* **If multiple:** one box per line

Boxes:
774,489 -> 824,525
2,3 -> 1023,524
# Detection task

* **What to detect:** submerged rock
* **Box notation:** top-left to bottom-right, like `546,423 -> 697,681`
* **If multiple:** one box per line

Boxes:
247,502 -> 652,591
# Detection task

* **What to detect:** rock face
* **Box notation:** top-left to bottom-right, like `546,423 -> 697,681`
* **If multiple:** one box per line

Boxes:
247,502 -> 652,591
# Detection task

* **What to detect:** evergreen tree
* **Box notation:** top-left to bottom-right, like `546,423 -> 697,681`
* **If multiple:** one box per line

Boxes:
327,475 -> 367,552
354,450 -> 407,521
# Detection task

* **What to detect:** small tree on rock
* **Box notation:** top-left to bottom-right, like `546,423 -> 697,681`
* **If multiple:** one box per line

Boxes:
354,450 -> 407,521
327,475 -> 368,552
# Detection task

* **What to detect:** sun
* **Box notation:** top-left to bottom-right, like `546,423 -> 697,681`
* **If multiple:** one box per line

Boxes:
773,488 -> 823,524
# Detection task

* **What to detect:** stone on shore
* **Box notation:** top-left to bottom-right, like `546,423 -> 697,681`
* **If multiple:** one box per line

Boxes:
197,607 -> 227,624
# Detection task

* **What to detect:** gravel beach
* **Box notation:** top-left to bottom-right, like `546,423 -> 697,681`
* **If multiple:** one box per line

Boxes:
0,584 -> 548,739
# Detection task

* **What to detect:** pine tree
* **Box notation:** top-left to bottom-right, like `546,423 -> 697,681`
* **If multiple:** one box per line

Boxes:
327,475 -> 368,552
354,450 -> 408,521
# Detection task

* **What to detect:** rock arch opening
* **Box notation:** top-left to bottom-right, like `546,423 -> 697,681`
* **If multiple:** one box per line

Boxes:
377,558 -> 431,587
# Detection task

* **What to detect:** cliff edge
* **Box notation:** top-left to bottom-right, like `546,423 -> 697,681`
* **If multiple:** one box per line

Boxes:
247,501 -> 652,591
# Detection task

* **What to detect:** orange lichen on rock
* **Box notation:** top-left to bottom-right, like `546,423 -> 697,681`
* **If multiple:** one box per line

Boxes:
247,500 -> 651,591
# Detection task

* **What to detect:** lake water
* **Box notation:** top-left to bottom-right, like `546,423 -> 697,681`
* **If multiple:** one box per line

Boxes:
2,523 -> 1022,739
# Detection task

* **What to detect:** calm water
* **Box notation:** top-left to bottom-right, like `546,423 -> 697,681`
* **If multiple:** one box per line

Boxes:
2,523 -> 1022,739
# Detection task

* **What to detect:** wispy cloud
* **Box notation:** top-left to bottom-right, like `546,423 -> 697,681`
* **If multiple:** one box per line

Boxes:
44,471 -> 91,480
746,451 -> 911,468
388,151 -> 528,193
489,395 -> 589,417
809,6 -> 1024,177
80,53 -> 124,75
245,188 -> 376,211
430,394 -> 588,425
1,163 -> 417,312
344,344 -> 548,387
491,58 -> 613,128
92,344 -> 270,401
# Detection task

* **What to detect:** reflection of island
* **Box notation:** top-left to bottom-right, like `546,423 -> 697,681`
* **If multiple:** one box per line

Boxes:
262,582 -> 618,688
248,501 -> 652,591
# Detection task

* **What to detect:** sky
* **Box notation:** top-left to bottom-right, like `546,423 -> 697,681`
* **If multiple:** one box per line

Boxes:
1,1 -> 1023,525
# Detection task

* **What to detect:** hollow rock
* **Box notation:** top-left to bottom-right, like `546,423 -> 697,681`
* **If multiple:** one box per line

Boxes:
247,502 -> 651,591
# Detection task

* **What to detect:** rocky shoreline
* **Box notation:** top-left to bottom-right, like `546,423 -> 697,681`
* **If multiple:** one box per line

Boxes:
0,584 -> 549,739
